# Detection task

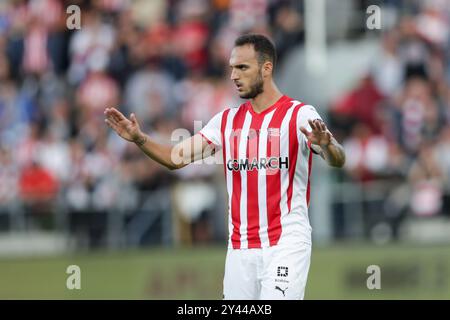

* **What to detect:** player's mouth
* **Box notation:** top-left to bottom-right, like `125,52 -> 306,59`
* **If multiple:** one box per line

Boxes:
235,83 -> 244,91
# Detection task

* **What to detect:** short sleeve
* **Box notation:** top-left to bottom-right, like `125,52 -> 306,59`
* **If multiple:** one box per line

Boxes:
297,104 -> 323,154
198,110 -> 224,148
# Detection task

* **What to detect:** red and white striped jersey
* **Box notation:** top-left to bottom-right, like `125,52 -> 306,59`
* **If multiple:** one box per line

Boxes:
200,95 -> 322,249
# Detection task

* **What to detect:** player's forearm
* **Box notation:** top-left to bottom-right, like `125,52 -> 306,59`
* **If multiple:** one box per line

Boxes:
320,138 -> 346,168
134,133 -> 185,170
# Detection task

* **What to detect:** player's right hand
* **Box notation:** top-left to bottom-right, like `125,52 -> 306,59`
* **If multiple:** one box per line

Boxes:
104,107 -> 143,143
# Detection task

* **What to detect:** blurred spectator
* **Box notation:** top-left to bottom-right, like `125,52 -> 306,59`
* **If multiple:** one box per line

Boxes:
18,160 -> 58,207
371,30 -> 404,97
343,123 -> 389,182
171,0 -> 210,73
270,2 -> 304,64
68,7 -> 115,84
37,129 -> 71,186
129,0 -> 167,30
408,143 -> 446,217
331,74 -> 384,134
65,139 -> 90,211
22,16 -> 50,76
415,0 -> 449,49
395,77 -> 442,154
175,74 -> 229,130
76,68 -> 119,117
124,61 -> 175,125
398,16 -> 429,80
229,0 -> 267,32
16,122 -> 41,168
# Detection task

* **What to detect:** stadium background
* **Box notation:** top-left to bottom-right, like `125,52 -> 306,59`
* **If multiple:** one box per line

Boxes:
0,0 -> 449,299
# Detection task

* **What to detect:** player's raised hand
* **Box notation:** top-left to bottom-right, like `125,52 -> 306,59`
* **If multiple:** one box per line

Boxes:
300,119 -> 332,147
104,107 -> 143,143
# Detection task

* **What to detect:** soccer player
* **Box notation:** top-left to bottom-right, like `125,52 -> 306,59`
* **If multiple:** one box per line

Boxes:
104,34 -> 346,300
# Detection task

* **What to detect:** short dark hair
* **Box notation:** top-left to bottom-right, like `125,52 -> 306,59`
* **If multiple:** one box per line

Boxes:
234,34 -> 277,70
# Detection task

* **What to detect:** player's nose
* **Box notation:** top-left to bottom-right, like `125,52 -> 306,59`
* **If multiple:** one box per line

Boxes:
230,69 -> 239,81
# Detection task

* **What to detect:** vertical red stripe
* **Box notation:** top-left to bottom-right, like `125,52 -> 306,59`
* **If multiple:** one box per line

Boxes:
229,106 -> 247,249
306,151 -> 313,207
287,103 -> 305,212
246,115 -> 263,248
266,101 -> 291,246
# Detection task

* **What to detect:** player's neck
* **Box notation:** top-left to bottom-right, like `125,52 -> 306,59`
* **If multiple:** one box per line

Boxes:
250,84 -> 283,114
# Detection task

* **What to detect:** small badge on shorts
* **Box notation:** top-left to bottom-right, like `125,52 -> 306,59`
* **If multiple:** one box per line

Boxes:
277,266 -> 289,277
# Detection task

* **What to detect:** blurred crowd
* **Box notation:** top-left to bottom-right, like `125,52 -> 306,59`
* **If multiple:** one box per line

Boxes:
1,0 -> 450,247
332,0 -> 450,240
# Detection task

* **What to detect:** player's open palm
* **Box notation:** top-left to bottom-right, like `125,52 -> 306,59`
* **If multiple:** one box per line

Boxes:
104,107 -> 142,143
300,119 -> 332,146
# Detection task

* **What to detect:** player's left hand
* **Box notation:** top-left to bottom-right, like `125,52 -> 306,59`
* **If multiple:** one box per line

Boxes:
300,119 -> 332,147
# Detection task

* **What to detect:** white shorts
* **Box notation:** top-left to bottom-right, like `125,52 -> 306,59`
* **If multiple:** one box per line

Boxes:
223,242 -> 312,300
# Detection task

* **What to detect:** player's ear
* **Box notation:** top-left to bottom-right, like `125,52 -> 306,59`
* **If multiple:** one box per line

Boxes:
262,61 -> 273,78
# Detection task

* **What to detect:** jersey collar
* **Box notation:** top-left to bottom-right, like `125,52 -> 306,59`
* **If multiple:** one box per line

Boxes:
247,95 -> 289,117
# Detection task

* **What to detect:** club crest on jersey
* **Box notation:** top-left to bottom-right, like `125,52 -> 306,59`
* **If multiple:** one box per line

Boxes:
267,128 -> 280,137
226,157 -> 289,171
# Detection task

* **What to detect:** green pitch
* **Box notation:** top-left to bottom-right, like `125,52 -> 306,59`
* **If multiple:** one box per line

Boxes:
0,244 -> 449,299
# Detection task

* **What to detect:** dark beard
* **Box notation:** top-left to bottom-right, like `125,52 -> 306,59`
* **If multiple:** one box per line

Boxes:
240,72 -> 264,99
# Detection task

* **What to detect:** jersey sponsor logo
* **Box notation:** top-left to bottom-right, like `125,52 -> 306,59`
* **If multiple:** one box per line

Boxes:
226,157 -> 289,171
